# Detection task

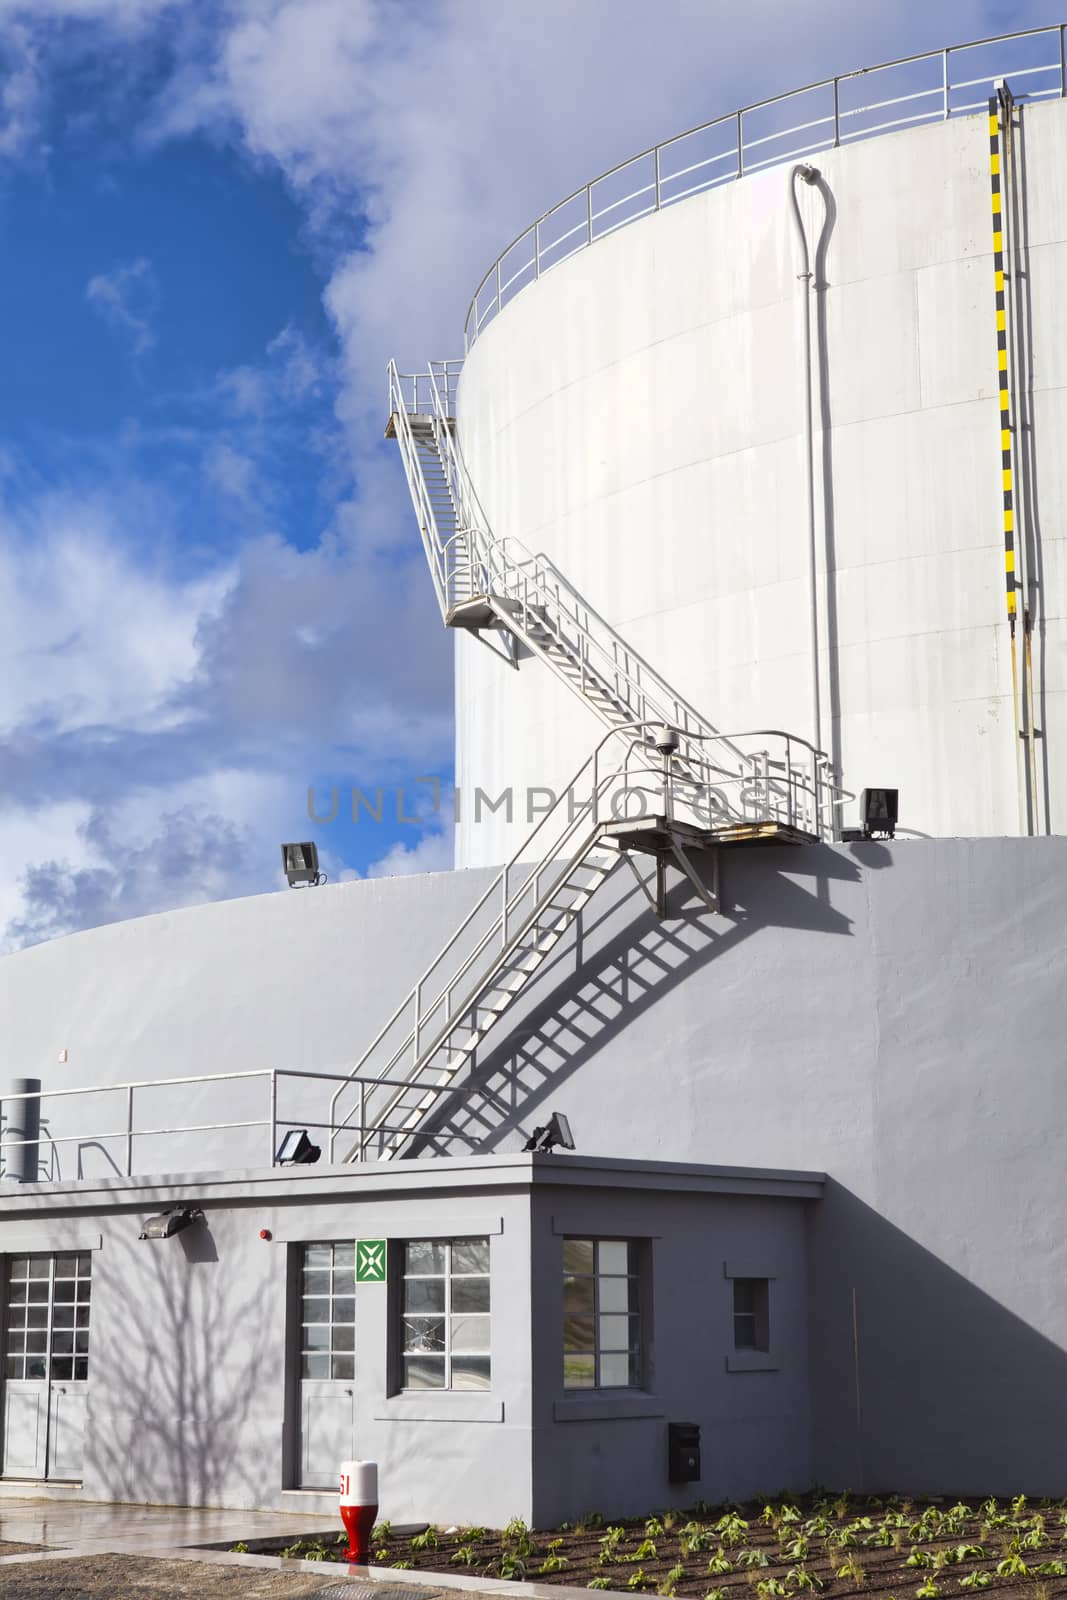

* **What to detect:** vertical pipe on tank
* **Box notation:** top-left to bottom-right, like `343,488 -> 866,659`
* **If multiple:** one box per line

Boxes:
789,165 -> 823,761
4,1078 -> 41,1184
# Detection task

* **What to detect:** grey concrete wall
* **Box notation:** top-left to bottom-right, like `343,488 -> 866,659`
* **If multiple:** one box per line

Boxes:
2,836 -> 1067,1497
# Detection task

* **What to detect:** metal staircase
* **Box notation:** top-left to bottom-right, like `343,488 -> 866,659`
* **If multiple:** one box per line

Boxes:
321,361 -> 847,1163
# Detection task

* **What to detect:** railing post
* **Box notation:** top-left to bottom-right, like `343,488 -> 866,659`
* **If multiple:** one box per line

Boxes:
269,1070 -> 277,1169
943,47 -> 950,119
495,258 -> 502,317
654,145 -> 662,209
833,77 -> 841,147
586,184 -> 593,244
534,219 -> 541,279
785,739 -> 795,828
359,1082 -> 366,1163
737,109 -> 744,176
1061,25 -> 1065,96
125,1083 -> 134,1177
502,868 -> 509,945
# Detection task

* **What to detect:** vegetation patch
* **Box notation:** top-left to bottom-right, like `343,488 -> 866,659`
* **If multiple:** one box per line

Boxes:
232,1495 -> 1067,1597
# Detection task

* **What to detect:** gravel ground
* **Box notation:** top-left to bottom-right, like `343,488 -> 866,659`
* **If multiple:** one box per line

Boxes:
0,1553 -> 353,1600
0,1541 -> 49,1556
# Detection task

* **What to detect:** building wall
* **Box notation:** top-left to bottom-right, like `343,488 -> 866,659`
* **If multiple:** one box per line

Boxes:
0,1157 -> 815,1523
453,99 -> 1067,865
1,836 -> 1066,1496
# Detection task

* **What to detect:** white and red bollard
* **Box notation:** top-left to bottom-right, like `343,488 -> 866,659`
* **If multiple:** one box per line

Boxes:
339,1459 -> 378,1564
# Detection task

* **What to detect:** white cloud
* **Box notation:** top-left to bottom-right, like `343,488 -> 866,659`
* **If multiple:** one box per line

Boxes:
85,256 -> 159,357
204,441 -> 257,504
366,827 -> 453,880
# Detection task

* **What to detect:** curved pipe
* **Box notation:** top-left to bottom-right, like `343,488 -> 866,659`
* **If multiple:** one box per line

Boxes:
789,163 -> 823,761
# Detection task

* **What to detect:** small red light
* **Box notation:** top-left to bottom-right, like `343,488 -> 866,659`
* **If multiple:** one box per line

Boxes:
259,1228 -> 272,1241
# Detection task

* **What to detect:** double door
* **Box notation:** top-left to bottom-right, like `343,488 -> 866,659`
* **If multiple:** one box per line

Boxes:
2,1252 -> 91,1480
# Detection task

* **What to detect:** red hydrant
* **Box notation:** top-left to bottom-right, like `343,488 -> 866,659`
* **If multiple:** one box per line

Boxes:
339,1459 -> 378,1564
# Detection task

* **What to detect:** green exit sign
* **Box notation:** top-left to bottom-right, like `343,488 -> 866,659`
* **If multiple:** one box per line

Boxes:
356,1240 -> 387,1283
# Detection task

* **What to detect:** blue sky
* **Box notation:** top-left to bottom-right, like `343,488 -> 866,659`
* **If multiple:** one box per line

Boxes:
0,0 -> 1055,947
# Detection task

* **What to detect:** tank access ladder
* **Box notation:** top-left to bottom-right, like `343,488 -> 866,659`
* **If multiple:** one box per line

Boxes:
329,720 -> 829,1163
386,362 -> 841,826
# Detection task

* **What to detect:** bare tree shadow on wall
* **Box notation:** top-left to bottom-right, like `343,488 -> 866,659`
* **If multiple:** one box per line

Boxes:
87,1216 -> 275,1508
809,1179 -> 1067,1497
409,842 -> 866,1156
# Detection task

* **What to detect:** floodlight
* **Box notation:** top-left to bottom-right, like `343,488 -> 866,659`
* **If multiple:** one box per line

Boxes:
138,1205 -> 204,1242
275,1129 -> 321,1166
282,841 -> 325,887
860,788 -> 898,840
523,1112 -> 575,1153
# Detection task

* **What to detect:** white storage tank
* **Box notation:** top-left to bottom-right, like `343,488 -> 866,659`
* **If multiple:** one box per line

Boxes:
451,43 -> 1067,866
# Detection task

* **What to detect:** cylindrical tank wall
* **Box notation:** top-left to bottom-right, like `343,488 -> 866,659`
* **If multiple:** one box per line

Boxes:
454,102 -> 1067,866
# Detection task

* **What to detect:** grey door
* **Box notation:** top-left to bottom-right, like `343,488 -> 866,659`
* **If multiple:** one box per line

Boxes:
2,1252 -> 92,1480
297,1242 -> 356,1487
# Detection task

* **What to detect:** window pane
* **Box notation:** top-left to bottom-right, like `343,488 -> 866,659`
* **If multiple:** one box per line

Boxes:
333,1297 -> 355,1325
303,1270 -> 330,1296
26,1358 -> 46,1379
403,1317 -> 445,1353
8,1257 -> 29,1280
52,1305 -> 75,1330
733,1279 -> 756,1315
4,1357 -> 22,1379
74,1331 -> 90,1355
563,1275 -> 594,1313
451,1277 -> 490,1314
599,1351 -> 632,1387
75,1305 -> 90,1330
564,1352 -> 595,1388
599,1276 -> 637,1314
27,1258 -> 48,1280
403,1278 -> 445,1314
598,1314 -> 632,1352
598,1242 -> 631,1275
332,1270 -> 355,1297
450,1314 -> 490,1354
332,1354 -> 355,1381
55,1255 -> 81,1278
333,1324 -> 355,1352
25,1332 -> 46,1355
5,1331 -> 25,1353
305,1244 -> 332,1268
562,1240 -> 594,1273
303,1297 -> 329,1324
27,1283 -> 48,1304
7,1281 -> 27,1305
563,1315 -> 595,1353
452,1356 -> 490,1390
451,1239 -> 489,1274
24,1306 -> 46,1330
303,1324 -> 330,1350
50,1357 -> 74,1381
76,1254 -> 91,1277
73,1358 -> 88,1381
54,1280 -> 75,1303
403,1354 -> 445,1389
52,1331 -> 74,1356
332,1244 -> 354,1268
302,1353 -> 329,1379
404,1241 -> 445,1276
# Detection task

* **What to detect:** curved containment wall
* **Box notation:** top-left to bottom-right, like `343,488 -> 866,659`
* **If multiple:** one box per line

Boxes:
453,101 -> 1067,867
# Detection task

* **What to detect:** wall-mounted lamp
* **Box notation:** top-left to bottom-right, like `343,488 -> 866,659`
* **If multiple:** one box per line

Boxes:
275,1129 -> 321,1166
282,842 -> 326,887
523,1112 -> 575,1153
138,1205 -> 204,1241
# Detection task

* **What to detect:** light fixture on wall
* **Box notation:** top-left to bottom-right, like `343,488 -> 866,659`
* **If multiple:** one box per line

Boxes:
275,1129 -> 321,1166
138,1205 -> 204,1241
842,787 -> 899,842
281,841 -> 326,887
523,1112 -> 575,1153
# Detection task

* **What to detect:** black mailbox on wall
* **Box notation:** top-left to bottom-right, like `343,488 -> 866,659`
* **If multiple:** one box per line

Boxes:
668,1421 -> 701,1482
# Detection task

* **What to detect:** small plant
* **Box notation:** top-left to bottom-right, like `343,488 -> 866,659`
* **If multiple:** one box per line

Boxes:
540,1554 -> 570,1574
599,1526 -> 626,1564
835,1553 -> 866,1583
585,1512 -> 605,1528
905,1549 -> 933,1569
705,1590 -> 728,1600
449,1544 -> 476,1567
957,1575 -> 991,1591
718,1513 -> 750,1545
410,1528 -> 438,1551
996,1553 -> 1029,1577
463,1526 -> 487,1542
738,1548 -> 770,1568
707,1548 -> 734,1575
915,1582 -> 942,1599
391,1559 -> 414,1570
1031,1562 -> 1067,1576
230,1542 -> 249,1554
646,1517 -> 667,1538
280,1539 -> 330,1561
658,1563 -> 687,1596
627,1567 -> 650,1591
755,1580 -> 789,1597
682,1529 -> 715,1555
629,1538 -> 658,1562
499,1553 -> 527,1580
785,1535 -> 810,1559
504,1516 -> 529,1540
787,1565 -> 824,1590
588,1580 -> 611,1591
372,1521 -> 392,1545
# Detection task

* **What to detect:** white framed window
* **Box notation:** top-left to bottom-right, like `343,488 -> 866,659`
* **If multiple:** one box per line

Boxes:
300,1242 -> 355,1380
732,1277 -> 770,1351
562,1238 -> 642,1389
4,1253 -> 92,1382
399,1238 -> 490,1391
